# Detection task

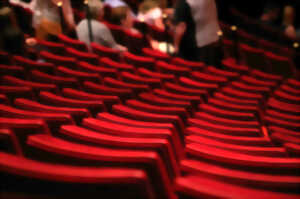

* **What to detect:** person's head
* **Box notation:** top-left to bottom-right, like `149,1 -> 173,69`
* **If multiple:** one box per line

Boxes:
261,2 -> 280,21
0,7 -> 16,29
110,6 -> 134,29
1,27 -> 25,55
139,0 -> 159,14
88,0 -> 104,20
282,5 -> 295,26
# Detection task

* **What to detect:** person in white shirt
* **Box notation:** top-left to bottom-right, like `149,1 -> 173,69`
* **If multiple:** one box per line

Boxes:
76,0 -> 126,51
104,0 -> 127,8
137,0 -> 164,30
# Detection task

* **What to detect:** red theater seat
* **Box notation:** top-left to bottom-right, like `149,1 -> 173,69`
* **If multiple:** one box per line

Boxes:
39,51 -> 77,69
83,81 -> 133,101
14,98 -> 90,124
91,42 -> 121,61
0,64 -> 25,78
38,39 -> 65,54
123,51 -> 155,70
0,128 -> 22,155
180,159 -> 299,192
185,135 -> 285,157
186,127 -> 272,146
2,75 -> 57,93
0,152 -> 155,199
58,34 -> 88,52
39,91 -> 105,115
27,134 -> 175,199
188,118 -> 261,137
13,55 -> 55,74
186,143 -> 300,174
137,68 -> 175,82
59,125 -> 180,180
56,66 -> 102,83
65,47 -> 99,65
104,77 -> 150,94
120,71 -> 161,88
99,57 -> 135,72
30,70 -> 79,89
156,61 -> 191,77
175,175 -> 300,199
77,61 -> 118,78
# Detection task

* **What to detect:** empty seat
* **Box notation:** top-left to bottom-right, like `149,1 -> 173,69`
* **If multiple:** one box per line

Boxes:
14,98 -> 90,124
185,135 -> 285,157
120,71 -> 161,88
181,159 -> 300,192
126,99 -> 188,121
175,175 -> 300,199
56,66 -> 102,83
137,68 -> 175,82
123,51 -> 155,70
83,117 -> 181,162
39,91 -> 105,115
99,57 -> 135,72
171,57 -> 205,71
0,152 -> 155,199
0,86 -> 34,102
30,70 -> 79,88
186,127 -> 272,146
164,82 -> 208,101
142,48 -> 170,61
77,61 -> 118,78
58,34 -> 88,52
0,64 -> 25,78
65,47 -> 99,65
188,118 -> 261,137
156,61 -> 191,77
39,51 -> 77,69
112,104 -> 184,140
190,71 -> 228,84
104,77 -> 150,94
38,39 -> 65,54
195,111 -> 259,128
13,55 -> 55,74
59,125 -> 180,179
27,134 -> 175,199
0,104 -> 74,132
0,128 -> 22,155
62,88 -> 120,109
83,81 -> 133,101
186,143 -> 300,174
2,75 -> 57,93
91,42 -> 121,61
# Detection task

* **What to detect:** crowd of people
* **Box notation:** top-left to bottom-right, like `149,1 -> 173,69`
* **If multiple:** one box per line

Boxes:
0,0 -> 299,65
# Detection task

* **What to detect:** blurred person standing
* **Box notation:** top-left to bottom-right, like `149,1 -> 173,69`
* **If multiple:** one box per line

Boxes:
0,6 -> 25,55
31,0 -> 75,40
173,0 -> 221,66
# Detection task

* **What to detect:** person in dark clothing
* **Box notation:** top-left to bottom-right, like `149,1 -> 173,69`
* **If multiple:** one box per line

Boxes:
173,0 -> 222,66
0,7 -> 25,55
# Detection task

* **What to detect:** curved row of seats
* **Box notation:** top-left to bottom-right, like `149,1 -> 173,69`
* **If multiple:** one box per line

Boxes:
1,28 -> 300,199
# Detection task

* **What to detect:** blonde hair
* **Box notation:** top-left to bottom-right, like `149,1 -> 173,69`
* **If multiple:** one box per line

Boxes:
139,0 -> 167,14
110,6 -> 129,25
88,0 -> 103,19
282,5 -> 295,26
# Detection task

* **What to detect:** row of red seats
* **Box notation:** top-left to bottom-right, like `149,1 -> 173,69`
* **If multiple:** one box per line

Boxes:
1,32 -> 300,199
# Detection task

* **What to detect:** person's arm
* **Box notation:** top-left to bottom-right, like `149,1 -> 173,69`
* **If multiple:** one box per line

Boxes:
62,0 -> 75,30
172,0 -> 188,54
173,21 -> 186,54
